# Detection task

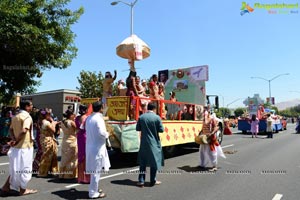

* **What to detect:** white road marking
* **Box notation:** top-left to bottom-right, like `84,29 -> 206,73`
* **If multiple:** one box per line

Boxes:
222,144 -> 234,149
100,168 -> 139,180
65,145 -> 235,188
272,193 -> 283,200
0,162 -> 9,166
65,167 -> 139,188
65,183 -> 81,188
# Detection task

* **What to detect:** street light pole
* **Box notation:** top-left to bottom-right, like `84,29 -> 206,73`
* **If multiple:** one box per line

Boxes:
227,98 -> 243,108
251,73 -> 289,104
111,0 -> 138,35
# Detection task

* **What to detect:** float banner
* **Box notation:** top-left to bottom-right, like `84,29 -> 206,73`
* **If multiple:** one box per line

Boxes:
107,97 -> 130,120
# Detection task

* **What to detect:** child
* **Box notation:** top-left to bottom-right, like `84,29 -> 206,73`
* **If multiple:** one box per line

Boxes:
266,113 -> 273,138
250,114 -> 259,138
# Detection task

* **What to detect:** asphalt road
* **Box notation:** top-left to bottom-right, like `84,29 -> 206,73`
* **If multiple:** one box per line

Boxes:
0,123 -> 299,200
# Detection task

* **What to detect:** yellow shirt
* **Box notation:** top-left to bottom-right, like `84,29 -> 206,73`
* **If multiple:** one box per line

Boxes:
10,111 -> 33,149
103,78 -> 114,94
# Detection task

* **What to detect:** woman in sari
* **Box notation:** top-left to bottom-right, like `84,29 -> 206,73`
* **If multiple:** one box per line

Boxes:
135,76 -> 150,114
32,110 -> 42,172
167,91 -> 179,120
75,105 -> 90,183
60,109 -> 78,179
158,82 -> 167,119
149,74 -> 159,100
38,108 -> 59,177
0,109 -> 12,155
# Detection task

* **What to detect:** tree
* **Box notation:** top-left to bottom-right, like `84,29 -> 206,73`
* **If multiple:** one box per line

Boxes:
76,70 -> 119,98
77,71 -> 104,98
0,0 -> 84,103
234,107 -> 246,117
215,107 -> 231,118
279,104 -> 300,117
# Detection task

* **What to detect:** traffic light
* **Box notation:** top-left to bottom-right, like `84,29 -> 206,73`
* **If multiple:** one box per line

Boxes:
215,96 -> 219,109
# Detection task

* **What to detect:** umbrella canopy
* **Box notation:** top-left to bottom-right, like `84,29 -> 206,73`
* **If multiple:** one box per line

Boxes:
116,34 -> 150,60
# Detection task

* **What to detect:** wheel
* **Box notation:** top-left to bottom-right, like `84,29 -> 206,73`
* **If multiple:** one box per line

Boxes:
163,145 -> 178,158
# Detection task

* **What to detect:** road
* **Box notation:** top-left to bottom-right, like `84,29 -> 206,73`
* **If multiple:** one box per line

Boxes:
0,123 -> 299,200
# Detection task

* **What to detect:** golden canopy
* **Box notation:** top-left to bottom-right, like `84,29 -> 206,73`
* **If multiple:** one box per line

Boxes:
116,34 -> 150,60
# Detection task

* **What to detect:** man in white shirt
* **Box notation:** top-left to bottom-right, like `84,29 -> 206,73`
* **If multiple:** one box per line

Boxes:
85,101 -> 110,199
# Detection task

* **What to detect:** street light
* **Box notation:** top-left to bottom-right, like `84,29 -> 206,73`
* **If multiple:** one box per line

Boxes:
111,0 -> 138,35
227,98 -> 244,108
251,73 -> 289,104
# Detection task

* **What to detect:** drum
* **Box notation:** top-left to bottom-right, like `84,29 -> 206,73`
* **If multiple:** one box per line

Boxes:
195,134 -> 208,144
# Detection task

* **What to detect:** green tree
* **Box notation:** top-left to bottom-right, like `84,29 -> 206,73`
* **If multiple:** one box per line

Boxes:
0,0 -> 84,103
234,107 -> 246,117
77,71 -> 104,98
216,107 -> 231,118
279,104 -> 300,117
76,70 -> 119,99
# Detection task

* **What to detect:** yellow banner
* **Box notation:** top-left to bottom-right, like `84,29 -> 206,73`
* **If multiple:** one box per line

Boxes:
107,97 -> 130,120
160,121 -> 203,147
80,98 -> 100,105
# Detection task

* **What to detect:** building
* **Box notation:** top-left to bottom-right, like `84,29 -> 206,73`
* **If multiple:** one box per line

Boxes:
21,89 -> 81,120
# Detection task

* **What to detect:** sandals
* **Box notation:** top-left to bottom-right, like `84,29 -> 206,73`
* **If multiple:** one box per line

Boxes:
89,190 -> 105,199
150,181 -> 162,187
89,192 -> 106,199
20,189 -> 38,196
136,182 -> 144,187
208,167 -> 218,172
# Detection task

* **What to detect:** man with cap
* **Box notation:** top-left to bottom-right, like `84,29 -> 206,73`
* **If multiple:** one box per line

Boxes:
141,79 -> 149,96
117,79 -> 126,96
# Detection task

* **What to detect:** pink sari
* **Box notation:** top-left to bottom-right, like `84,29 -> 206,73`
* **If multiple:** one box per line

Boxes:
75,115 -> 90,183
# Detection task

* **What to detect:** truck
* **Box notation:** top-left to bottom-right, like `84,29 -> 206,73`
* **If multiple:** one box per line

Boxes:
82,65 -> 224,156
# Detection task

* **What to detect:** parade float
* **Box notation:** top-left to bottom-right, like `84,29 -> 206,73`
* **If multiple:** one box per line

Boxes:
238,94 -> 284,134
82,0 -> 224,156
102,65 -> 224,156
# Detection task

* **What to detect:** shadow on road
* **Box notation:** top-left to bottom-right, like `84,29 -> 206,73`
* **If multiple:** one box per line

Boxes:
110,179 -> 137,187
108,145 -> 199,170
48,178 -> 77,184
52,188 -> 88,200
0,189 -> 19,198
177,165 -> 205,172
109,152 -> 138,169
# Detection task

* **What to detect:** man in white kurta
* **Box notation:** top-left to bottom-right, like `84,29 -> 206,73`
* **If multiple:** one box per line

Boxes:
1,100 -> 37,196
85,101 -> 110,199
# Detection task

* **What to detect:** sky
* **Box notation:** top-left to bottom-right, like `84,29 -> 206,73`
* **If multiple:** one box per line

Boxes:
38,0 -> 300,108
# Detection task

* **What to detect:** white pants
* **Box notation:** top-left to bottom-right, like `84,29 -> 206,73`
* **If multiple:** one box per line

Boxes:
8,147 -> 33,190
89,172 -> 102,198
199,144 -> 226,167
199,144 -> 217,168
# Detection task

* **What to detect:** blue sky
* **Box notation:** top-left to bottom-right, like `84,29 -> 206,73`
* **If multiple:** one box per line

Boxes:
38,0 -> 300,108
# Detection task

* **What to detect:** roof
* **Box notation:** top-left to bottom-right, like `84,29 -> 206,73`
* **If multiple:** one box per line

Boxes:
21,89 -> 81,97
